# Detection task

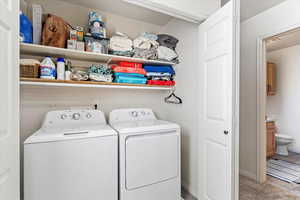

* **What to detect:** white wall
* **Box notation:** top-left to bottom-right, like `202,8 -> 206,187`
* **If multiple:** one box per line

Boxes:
241,0 -> 300,179
141,0 -> 220,20
161,19 -> 199,197
267,45 -> 300,153
21,0 -> 200,198
25,0 -> 163,39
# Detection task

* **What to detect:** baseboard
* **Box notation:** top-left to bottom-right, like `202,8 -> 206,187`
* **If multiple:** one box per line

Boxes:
239,169 -> 257,180
182,181 -> 198,200
181,181 -> 189,191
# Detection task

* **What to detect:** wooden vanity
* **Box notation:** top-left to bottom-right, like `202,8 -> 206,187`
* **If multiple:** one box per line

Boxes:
267,121 -> 276,157
267,62 -> 276,96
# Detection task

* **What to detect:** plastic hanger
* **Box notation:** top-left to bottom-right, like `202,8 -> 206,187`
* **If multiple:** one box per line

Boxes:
164,88 -> 183,104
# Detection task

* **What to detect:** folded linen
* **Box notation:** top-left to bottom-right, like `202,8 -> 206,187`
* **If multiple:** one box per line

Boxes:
146,72 -> 172,77
133,48 -> 158,60
143,65 -> 175,75
157,34 -> 179,50
141,32 -> 158,41
133,36 -> 159,50
109,32 -> 133,52
114,76 -> 147,84
114,72 -> 145,78
111,66 -> 146,75
119,62 -> 142,68
157,46 -> 178,62
148,76 -> 172,81
109,50 -> 133,57
147,80 -> 175,86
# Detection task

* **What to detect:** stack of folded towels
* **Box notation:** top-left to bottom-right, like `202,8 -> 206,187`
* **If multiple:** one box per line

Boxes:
111,62 -> 147,84
109,32 -> 133,57
144,65 -> 176,86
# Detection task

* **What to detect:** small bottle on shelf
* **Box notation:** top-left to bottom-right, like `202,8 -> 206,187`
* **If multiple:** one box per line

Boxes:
65,60 -> 72,81
56,57 -> 65,80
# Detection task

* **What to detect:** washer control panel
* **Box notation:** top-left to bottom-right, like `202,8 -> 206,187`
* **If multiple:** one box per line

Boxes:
109,108 -> 156,124
42,110 -> 107,127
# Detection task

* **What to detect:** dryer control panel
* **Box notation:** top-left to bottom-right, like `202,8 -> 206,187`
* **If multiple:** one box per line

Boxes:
109,108 -> 157,124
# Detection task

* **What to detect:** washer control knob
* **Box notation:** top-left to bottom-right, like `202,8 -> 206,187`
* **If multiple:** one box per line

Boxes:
86,113 -> 92,119
131,111 -> 138,117
61,114 -> 68,120
140,111 -> 146,116
72,113 -> 81,120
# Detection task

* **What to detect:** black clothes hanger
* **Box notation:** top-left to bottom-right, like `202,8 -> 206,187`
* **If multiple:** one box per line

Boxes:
164,88 -> 183,104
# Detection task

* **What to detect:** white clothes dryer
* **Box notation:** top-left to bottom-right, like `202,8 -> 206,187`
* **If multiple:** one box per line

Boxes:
109,108 -> 181,200
24,110 -> 118,200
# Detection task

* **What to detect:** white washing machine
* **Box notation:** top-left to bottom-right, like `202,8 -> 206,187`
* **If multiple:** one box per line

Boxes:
109,108 -> 181,200
24,110 -> 118,200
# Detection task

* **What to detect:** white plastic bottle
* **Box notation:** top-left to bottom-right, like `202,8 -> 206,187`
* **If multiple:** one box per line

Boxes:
40,57 -> 56,79
65,60 -> 72,81
56,57 -> 65,80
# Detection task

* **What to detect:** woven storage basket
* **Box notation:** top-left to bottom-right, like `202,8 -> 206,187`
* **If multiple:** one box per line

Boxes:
20,59 -> 40,78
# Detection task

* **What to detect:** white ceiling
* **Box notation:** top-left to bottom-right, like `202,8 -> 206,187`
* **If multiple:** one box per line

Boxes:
56,0 -> 289,24
241,0 -> 287,21
266,29 -> 300,52
56,0 -> 173,26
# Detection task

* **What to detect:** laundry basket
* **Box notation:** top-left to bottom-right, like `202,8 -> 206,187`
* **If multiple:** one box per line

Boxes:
20,59 -> 40,78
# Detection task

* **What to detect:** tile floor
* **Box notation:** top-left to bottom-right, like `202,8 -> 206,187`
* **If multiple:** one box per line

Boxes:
183,172 -> 300,199
240,175 -> 300,200
273,152 -> 300,165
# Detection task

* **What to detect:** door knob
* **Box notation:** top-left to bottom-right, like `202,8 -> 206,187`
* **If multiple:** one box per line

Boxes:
224,130 -> 229,135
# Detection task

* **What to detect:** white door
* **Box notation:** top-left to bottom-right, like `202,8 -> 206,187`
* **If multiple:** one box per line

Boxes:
198,1 -> 239,200
0,0 -> 20,199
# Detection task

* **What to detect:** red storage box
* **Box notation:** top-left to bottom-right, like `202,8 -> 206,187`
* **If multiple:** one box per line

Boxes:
119,61 -> 142,68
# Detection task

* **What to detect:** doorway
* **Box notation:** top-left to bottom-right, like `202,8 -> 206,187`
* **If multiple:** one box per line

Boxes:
256,27 -> 300,196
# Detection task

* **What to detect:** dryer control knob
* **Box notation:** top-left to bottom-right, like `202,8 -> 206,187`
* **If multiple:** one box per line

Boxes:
131,111 -> 138,117
61,114 -> 68,120
73,113 -> 81,120
86,113 -> 92,119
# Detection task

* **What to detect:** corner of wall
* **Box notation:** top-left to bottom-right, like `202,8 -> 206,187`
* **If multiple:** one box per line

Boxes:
182,181 -> 198,199
239,169 -> 257,181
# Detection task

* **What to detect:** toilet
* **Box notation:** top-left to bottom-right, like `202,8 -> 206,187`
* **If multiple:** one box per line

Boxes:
275,134 -> 293,156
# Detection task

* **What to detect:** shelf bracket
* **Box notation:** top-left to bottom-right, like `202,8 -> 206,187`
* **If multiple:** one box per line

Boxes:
106,58 -> 113,65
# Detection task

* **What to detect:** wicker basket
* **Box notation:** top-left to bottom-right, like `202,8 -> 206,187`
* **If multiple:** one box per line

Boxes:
20,59 -> 40,78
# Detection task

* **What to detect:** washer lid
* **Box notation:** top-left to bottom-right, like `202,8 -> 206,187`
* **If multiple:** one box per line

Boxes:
110,120 -> 180,134
24,124 -> 117,144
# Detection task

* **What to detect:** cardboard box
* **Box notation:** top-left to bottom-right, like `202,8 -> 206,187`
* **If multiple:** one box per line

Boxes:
32,4 -> 43,44
67,40 -> 77,50
76,41 -> 85,51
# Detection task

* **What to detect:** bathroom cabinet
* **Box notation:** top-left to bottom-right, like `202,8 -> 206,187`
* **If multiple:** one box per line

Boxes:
267,121 -> 276,157
267,62 -> 276,96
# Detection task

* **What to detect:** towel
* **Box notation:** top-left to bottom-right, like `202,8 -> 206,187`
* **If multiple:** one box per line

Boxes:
109,32 -> 133,52
146,72 -> 172,77
115,76 -> 147,84
114,72 -> 145,78
143,65 -> 175,75
111,66 -> 146,75
147,80 -> 175,86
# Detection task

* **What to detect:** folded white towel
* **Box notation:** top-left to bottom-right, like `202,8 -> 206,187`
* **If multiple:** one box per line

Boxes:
109,33 -> 133,52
